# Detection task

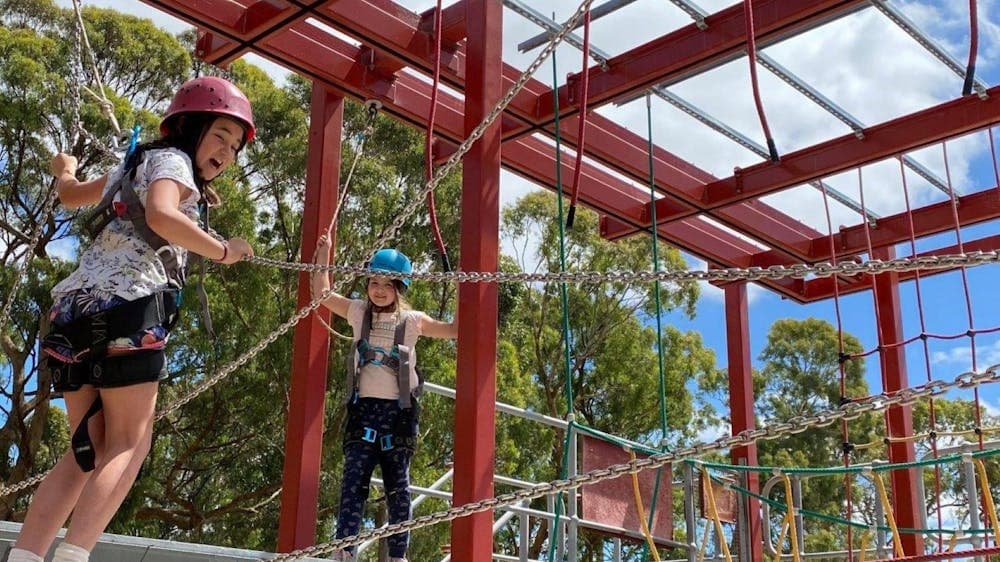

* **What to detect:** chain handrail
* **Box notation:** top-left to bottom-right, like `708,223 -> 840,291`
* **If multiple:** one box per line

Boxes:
250,249 -> 1000,285
266,366 -> 1000,561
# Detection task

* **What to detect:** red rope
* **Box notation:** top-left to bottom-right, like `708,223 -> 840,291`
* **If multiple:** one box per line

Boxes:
856,168 -> 895,453
744,0 -> 779,161
425,0 -> 450,271
990,127 -> 999,189
942,141 -> 984,453
566,7 -> 592,228
818,179 -> 853,562
898,156 -> 943,549
963,0 -> 979,96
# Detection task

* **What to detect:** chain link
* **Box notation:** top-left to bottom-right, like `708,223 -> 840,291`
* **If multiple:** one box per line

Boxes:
250,250 -> 1000,286
267,365 -> 1000,561
363,0 -> 596,255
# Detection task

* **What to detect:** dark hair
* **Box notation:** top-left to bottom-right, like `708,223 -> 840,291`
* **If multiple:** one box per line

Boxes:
127,113 -> 238,207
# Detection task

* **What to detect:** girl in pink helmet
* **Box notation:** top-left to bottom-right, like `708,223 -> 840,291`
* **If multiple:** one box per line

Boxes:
9,76 -> 255,562
312,235 -> 458,562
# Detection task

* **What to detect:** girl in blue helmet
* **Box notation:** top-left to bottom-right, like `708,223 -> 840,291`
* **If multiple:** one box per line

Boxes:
312,234 -> 458,562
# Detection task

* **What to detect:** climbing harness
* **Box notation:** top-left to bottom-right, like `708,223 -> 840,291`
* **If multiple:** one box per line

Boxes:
343,305 -> 422,452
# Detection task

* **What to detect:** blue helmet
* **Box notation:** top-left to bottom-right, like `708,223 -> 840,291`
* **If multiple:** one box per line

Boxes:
368,248 -> 412,289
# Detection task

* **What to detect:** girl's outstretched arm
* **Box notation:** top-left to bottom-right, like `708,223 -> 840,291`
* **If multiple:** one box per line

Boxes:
311,232 -> 352,318
52,153 -> 108,209
420,314 -> 458,340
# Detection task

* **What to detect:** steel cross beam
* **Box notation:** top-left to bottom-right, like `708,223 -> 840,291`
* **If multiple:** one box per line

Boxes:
536,0 -> 871,122
141,0 -> 834,288
697,87 -> 1000,212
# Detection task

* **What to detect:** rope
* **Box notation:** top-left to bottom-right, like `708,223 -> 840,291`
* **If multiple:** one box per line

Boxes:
309,101 -> 382,342
899,154 -> 945,549
629,449 -> 662,562
778,472 -> 801,562
565,6 -> 591,229
424,0 -> 450,271
963,0 -> 979,96
361,0 -> 596,257
819,173 -> 855,561
868,469 -> 904,558
545,41 -> 575,562
743,0 -> 779,161
700,466 -> 734,562
972,457 -> 1000,544
264,367 -> 1000,560
70,0 -> 123,143
643,91 -> 670,559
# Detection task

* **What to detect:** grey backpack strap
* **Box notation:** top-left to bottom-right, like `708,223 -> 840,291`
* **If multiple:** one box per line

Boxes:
344,305 -> 373,405
395,312 -> 414,408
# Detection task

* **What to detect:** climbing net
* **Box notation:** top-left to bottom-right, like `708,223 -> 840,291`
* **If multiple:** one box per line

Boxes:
3,0 -> 1000,561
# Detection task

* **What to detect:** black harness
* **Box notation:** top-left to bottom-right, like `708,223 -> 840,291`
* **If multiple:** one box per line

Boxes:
52,150 -> 214,472
343,306 -> 423,452
46,290 -> 179,471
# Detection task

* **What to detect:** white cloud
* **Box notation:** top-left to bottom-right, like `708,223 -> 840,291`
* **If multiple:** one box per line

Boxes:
931,339 -> 1000,366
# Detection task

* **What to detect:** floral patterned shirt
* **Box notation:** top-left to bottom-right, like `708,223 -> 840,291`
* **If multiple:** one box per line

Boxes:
51,148 -> 202,301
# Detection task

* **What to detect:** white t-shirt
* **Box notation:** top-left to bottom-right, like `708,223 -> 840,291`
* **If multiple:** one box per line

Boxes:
51,148 -> 202,300
347,299 -> 428,400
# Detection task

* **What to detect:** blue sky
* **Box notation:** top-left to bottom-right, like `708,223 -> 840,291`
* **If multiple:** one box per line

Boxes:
43,1 -> 1000,435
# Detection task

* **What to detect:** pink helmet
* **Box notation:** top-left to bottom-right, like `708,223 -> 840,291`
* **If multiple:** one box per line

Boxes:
160,76 -> 256,142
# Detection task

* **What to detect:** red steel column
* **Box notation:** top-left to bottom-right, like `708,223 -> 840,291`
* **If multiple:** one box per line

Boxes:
452,1 -> 502,561
277,84 -> 342,551
871,247 -> 921,556
725,282 -> 762,562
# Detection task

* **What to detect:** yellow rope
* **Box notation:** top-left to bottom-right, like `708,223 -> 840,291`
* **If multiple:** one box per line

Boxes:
973,458 -> 1000,545
772,514 -> 790,562
696,515 -> 711,562
857,527 -> 872,562
778,472 -> 801,562
869,470 -> 904,558
946,530 -> 961,553
628,450 -> 662,562
700,466 -> 734,562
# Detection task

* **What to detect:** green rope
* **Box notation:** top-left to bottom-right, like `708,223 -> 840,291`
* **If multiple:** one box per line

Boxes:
571,422 -> 661,456
547,43 -> 575,562
686,446 -> 1000,476
703,472 -> 994,536
643,91 -> 670,557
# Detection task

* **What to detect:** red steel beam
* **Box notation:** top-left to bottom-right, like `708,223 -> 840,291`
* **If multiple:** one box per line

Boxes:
452,2 -> 501,560
699,87 -> 1000,212
725,283 -> 762,562
537,0 -> 870,121
137,4 -> 808,294
751,187 -> 1000,266
146,0 -> 844,276
263,0 -> 834,260
278,85 -> 341,551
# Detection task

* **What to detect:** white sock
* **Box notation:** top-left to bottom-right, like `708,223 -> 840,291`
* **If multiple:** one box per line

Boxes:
7,548 -> 44,562
51,542 -> 89,562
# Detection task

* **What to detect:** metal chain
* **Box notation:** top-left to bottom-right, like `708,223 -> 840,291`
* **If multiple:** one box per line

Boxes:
0,4 -> 88,340
0,184 -> 60,341
249,249 -> 1000,285
268,366 -> 1000,561
362,0 -> 596,255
